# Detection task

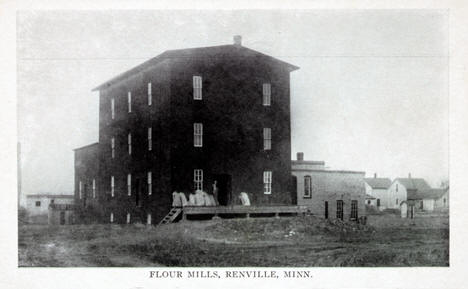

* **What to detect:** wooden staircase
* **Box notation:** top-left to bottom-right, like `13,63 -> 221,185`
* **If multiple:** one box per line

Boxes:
158,207 -> 183,225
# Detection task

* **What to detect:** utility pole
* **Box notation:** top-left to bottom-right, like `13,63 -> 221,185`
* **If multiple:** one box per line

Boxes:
17,141 -> 21,210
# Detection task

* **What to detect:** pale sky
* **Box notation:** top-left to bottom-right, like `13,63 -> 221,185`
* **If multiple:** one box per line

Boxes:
17,10 -> 448,202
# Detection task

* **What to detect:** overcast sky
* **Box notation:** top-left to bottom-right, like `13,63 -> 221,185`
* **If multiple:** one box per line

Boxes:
17,10 -> 448,201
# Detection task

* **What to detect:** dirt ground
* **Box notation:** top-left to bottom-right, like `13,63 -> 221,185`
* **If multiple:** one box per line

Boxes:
18,214 -> 449,267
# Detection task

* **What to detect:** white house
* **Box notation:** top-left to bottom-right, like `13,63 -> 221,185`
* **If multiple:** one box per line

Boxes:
387,175 -> 432,210
364,174 -> 392,210
414,187 -> 449,212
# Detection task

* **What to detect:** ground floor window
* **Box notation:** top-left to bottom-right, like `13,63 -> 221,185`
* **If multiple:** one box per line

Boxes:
194,169 -> 203,191
110,212 -> 114,223
148,171 -> 152,195
35,201 -> 41,207
336,200 -> 344,220
263,171 -> 272,194
350,200 -> 358,220
396,198 -> 399,205
377,198 -> 380,207
147,213 -> 152,225
126,213 -> 131,224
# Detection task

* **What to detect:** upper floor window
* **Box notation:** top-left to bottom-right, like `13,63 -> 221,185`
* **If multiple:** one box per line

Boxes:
92,179 -> 96,199
263,128 -> 271,150
79,181 -> 82,199
304,175 -> 312,198
263,83 -> 271,106
148,127 -> 152,151
194,169 -> 203,191
193,76 -> 202,100
148,82 -> 152,106
263,171 -> 272,194
194,123 -> 203,147
111,98 -> 115,119
111,176 -> 115,197
148,171 -> 152,195
128,133 -> 132,155
111,137 -> 115,159
128,91 -> 132,113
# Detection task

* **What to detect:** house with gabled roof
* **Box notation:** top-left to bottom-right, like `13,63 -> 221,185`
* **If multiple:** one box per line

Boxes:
364,174 -> 392,210
407,187 -> 449,212
387,174 -> 432,210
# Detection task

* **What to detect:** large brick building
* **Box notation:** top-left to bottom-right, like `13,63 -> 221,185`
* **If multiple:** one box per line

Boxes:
74,36 -> 299,224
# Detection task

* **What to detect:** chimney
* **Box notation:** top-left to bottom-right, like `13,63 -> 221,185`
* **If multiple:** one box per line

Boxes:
233,35 -> 242,46
297,152 -> 304,161
408,173 -> 411,179
374,173 -> 377,178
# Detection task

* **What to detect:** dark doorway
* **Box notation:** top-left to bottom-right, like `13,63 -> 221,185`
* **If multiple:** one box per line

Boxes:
350,200 -> 358,220
60,211 -> 66,225
291,176 -> 297,205
213,174 -> 232,206
136,178 -> 142,207
324,201 -> 329,219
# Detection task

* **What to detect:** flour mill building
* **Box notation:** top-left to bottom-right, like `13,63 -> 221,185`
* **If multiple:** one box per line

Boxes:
74,36 -> 300,224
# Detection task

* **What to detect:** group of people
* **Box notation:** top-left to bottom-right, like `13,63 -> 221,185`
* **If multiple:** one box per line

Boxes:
172,190 -> 218,207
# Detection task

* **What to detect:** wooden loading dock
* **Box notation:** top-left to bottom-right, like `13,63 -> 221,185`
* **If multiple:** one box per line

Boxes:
181,205 -> 309,221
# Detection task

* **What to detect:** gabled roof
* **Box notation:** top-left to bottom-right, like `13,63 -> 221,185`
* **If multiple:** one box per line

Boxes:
93,44 -> 299,91
410,187 -> 449,200
364,178 -> 392,189
395,178 -> 432,192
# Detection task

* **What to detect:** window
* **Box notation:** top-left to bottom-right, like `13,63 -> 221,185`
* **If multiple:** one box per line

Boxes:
193,76 -> 202,100
79,181 -> 82,199
111,176 -> 115,197
336,200 -> 344,220
92,179 -> 96,198
110,212 -> 114,223
350,200 -> 358,220
147,213 -> 152,225
194,123 -> 203,147
148,127 -> 152,151
51,199 -> 55,204
396,184 -> 399,192
194,169 -> 203,191
35,201 -> 41,207
148,82 -> 152,106
367,200 -> 371,205
128,91 -> 132,113
111,98 -> 115,119
263,171 -> 272,194
443,198 -> 447,206
128,133 -> 132,155
111,137 -> 115,159
263,128 -> 271,150
396,198 -> 399,205
148,171 -> 152,195
127,174 -> 132,196
126,213 -> 131,224
262,83 -> 271,106
304,175 -> 312,198
377,199 -> 380,207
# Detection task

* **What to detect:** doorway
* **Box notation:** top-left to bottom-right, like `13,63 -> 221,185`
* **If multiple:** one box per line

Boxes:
324,201 -> 329,219
60,211 -> 66,225
213,174 -> 232,206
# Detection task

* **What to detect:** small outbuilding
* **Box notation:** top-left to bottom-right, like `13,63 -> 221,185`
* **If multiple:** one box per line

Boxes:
292,153 -> 366,221
26,194 -> 74,224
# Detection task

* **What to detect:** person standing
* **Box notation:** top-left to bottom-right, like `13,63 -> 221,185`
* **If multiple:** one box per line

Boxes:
212,181 -> 219,206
